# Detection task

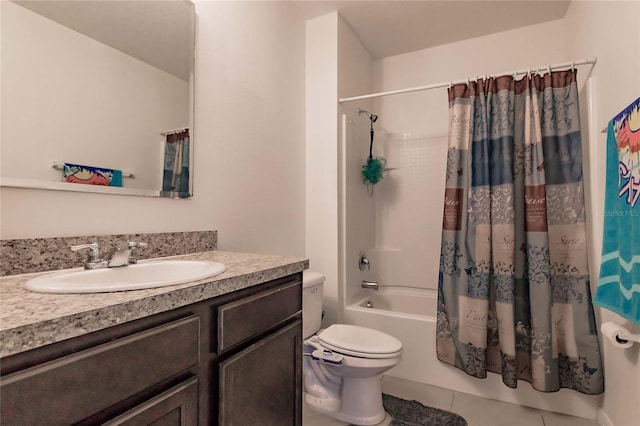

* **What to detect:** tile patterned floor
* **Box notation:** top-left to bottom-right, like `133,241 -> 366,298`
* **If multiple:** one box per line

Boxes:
303,375 -> 600,426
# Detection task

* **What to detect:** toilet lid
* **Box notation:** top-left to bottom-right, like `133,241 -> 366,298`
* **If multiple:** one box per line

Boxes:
318,324 -> 402,358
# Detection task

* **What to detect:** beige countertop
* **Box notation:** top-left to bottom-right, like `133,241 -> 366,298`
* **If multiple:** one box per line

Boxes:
0,251 -> 308,358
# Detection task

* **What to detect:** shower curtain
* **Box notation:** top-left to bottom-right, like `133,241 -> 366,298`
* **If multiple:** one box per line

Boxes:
436,69 -> 603,395
161,129 -> 190,198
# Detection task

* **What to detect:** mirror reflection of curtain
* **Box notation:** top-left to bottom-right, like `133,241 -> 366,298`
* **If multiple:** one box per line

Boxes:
161,130 -> 190,198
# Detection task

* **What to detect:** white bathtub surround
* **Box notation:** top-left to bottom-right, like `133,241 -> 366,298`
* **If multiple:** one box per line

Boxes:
344,287 -> 602,419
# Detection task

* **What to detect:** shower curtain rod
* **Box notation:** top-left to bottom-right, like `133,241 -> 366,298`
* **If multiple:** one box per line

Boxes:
338,57 -> 597,103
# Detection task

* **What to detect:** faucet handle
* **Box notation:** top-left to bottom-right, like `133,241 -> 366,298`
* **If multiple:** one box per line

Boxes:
71,242 -> 108,269
359,251 -> 370,271
127,241 -> 148,264
71,242 -> 102,261
128,241 -> 148,249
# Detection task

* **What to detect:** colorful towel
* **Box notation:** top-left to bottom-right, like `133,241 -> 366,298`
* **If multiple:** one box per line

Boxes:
595,97 -> 640,325
63,163 -> 123,187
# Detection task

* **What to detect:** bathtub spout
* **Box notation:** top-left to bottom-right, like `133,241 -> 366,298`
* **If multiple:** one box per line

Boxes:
361,280 -> 379,291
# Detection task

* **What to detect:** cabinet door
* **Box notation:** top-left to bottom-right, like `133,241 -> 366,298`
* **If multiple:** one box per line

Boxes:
104,377 -> 198,426
219,320 -> 302,426
1,316 -> 199,425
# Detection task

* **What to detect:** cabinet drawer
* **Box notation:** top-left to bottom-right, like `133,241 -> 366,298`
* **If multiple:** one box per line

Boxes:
218,278 -> 301,353
1,315 -> 199,425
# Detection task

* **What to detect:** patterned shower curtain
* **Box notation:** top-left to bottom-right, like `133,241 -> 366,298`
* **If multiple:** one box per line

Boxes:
436,70 -> 603,395
161,129 -> 191,199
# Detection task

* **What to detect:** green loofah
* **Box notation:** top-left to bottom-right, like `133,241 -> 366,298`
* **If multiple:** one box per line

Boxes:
362,157 -> 386,185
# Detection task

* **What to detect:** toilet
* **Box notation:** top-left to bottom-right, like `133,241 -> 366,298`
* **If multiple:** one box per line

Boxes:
303,271 -> 402,425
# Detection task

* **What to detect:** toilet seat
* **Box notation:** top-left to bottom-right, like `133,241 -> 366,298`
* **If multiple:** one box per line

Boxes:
317,324 -> 402,359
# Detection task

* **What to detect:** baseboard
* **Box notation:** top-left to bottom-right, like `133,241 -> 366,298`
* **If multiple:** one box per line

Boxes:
597,408 -> 614,426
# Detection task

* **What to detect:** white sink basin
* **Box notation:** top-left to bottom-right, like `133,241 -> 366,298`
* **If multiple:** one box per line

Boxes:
25,260 -> 226,293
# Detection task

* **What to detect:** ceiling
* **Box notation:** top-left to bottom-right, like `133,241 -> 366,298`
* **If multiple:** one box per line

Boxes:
12,0 -> 571,79
295,1 -> 571,59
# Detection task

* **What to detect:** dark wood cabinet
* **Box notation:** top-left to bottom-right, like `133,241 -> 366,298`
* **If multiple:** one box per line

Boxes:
219,320 -> 302,426
1,316 -> 200,425
1,273 -> 302,425
104,377 -> 198,426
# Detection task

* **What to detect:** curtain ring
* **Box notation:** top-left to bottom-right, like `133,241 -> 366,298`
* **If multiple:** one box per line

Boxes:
547,64 -> 551,75
449,80 -> 452,89
571,60 -> 575,70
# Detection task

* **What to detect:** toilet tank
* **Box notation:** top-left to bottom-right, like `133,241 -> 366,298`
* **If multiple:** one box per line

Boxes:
302,271 -> 324,338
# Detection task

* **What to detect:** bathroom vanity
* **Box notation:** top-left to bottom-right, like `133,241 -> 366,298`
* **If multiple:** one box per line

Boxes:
0,250 -> 307,425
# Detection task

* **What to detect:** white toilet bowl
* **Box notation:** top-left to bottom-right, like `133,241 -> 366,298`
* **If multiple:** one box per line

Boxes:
303,323 -> 402,425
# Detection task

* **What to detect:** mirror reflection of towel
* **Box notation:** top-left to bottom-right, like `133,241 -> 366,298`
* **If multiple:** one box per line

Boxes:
62,163 -> 123,187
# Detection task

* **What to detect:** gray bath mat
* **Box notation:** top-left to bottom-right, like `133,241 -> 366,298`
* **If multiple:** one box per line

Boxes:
353,393 -> 467,426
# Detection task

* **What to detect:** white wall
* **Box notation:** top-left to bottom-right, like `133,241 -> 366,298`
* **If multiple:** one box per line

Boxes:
307,12 -> 378,326
369,19 -> 569,291
563,2 -> 640,426
194,1 -> 306,256
372,19 -> 567,136
306,12 -> 340,325
2,2 -> 188,191
0,1 -> 306,259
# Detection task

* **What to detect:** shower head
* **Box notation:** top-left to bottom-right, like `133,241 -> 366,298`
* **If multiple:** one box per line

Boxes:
358,109 -> 378,123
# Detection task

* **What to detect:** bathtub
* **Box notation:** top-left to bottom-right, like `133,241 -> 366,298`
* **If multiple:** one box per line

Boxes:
344,287 -> 437,386
343,286 -> 601,419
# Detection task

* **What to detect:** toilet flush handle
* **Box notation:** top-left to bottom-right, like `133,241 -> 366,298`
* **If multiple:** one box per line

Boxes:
311,349 -> 344,365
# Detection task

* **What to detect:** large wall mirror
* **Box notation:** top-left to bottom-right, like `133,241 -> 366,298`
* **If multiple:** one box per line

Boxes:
1,0 -> 195,198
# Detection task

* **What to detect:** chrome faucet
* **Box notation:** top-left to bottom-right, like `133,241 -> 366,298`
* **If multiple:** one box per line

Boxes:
107,242 -> 132,268
361,280 -> 379,291
71,241 -> 148,269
